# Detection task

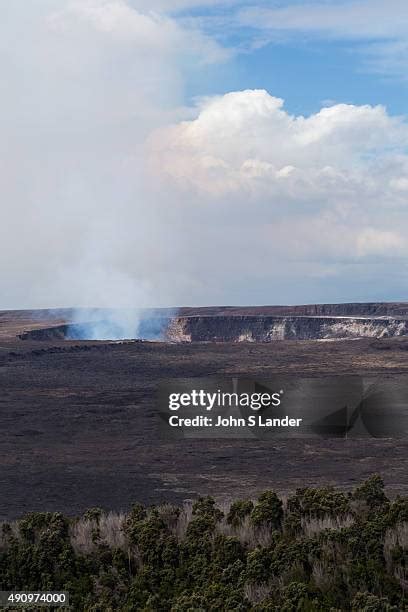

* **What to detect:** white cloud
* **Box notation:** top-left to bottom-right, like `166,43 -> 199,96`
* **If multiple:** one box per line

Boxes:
0,0 -> 229,309
149,89 -> 408,275
131,0 -> 241,10
240,1 -> 408,39
357,228 -> 405,257
1,2 -> 408,309
46,0 -> 229,64
150,89 -> 408,197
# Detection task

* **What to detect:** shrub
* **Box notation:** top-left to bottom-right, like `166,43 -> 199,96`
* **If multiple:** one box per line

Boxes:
250,491 -> 283,529
351,591 -> 398,611
227,500 -> 254,528
192,496 -> 223,522
287,487 -> 350,519
353,475 -> 389,512
1,476 -> 406,611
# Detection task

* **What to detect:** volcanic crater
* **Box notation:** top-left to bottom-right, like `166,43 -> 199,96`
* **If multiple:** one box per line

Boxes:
1,302 -> 408,520
17,302 -> 408,342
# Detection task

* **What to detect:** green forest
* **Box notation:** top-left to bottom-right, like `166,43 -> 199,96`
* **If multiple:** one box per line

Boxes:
1,475 -> 407,611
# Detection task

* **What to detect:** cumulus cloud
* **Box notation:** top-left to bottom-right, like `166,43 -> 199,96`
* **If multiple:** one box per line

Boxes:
150,90 -> 408,201
149,90 -> 408,298
1,2 -> 408,309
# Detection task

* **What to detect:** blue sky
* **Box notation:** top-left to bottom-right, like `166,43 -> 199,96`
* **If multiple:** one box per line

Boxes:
186,39 -> 408,117
176,0 -> 408,117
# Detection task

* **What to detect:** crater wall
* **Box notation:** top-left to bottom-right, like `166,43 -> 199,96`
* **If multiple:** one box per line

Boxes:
166,315 -> 408,342
18,314 -> 408,342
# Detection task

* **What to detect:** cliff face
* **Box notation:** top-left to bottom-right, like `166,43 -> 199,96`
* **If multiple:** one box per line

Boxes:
18,315 -> 408,342
165,316 -> 408,343
16,305 -> 408,343
19,325 -> 70,341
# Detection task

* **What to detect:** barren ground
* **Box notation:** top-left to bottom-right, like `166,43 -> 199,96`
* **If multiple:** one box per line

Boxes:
1,309 -> 408,520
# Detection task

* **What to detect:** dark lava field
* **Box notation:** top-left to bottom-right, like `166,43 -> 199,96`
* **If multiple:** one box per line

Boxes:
1,306 -> 408,520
